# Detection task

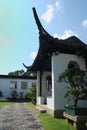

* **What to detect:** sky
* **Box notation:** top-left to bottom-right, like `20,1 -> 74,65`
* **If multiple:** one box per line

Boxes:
0,0 -> 87,74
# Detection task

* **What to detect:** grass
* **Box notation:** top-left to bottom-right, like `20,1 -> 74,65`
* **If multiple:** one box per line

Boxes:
26,102 -> 76,130
26,102 -> 35,109
0,102 -> 17,107
39,113 -> 76,130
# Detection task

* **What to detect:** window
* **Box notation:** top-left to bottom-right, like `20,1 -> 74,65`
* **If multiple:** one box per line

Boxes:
10,81 -> 17,89
68,61 -> 80,69
21,82 -> 27,89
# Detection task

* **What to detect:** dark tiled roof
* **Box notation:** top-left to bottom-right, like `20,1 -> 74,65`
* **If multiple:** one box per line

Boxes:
24,8 -> 87,71
0,75 -> 36,80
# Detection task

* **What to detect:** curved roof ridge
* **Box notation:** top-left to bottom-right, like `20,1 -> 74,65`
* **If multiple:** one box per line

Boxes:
24,8 -> 87,71
32,7 -> 53,38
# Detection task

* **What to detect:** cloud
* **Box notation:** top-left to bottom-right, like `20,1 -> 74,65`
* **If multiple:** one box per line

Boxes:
30,51 -> 37,59
54,29 -> 78,39
55,0 -> 61,10
41,0 -> 62,24
41,5 -> 54,24
82,19 -> 87,29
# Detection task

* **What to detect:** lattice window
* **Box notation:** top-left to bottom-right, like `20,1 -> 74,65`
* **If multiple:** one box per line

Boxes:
21,82 -> 27,89
10,81 -> 17,89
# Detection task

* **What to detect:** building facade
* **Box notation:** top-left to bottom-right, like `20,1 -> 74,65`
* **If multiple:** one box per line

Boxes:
24,8 -> 87,117
0,75 -> 37,99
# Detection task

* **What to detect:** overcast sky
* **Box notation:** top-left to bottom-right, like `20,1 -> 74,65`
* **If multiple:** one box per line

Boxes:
0,0 -> 87,74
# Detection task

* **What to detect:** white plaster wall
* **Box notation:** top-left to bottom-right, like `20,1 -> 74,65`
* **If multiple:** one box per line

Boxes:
0,79 -> 10,98
52,53 -> 86,110
0,78 -> 37,98
37,96 -> 45,104
47,97 -> 54,110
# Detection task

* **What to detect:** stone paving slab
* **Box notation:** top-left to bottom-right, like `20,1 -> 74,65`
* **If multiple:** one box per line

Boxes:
0,103 -> 43,130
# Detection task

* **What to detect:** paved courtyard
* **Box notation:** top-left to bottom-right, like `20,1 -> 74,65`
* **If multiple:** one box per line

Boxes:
0,103 -> 43,130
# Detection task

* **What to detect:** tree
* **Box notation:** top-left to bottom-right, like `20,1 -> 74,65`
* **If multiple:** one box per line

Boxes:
8,69 -> 36,77
58,67 -> 87,107
8,69 -> 25,76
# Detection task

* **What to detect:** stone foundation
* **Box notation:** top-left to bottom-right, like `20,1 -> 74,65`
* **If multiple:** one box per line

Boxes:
47,109 -> 64,118
54,110 -> 64,118
36,104 -> 64,118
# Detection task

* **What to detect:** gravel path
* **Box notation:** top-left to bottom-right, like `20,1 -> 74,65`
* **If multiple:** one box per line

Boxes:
0,103 -> 43,130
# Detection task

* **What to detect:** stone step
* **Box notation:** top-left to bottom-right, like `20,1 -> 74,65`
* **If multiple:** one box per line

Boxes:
36,106 -> 46,113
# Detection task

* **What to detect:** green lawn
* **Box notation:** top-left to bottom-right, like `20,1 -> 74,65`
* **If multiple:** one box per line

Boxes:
26,103 -> 76,130
26,102 -> 35,109
0,102 -> 17,107
39,113 -> 76,130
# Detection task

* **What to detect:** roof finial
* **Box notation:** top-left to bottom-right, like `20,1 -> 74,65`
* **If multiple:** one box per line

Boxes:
32,7 -> 43,31
32,7 -> 52,37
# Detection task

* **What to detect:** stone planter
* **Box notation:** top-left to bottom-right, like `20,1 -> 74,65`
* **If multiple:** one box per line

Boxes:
65,106 -> 87,116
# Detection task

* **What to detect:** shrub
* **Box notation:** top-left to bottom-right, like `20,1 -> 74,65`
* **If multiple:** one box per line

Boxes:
11,90 -> 18,101
25,85 -> 36,104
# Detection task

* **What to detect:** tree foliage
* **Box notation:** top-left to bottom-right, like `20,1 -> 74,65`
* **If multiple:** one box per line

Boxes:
25,84 -> 36,104
8,69 -> 25,76
0,91 -> 3,97
58,67 -> 87,107
11,90 -> 18,100
8,69 -> 36,77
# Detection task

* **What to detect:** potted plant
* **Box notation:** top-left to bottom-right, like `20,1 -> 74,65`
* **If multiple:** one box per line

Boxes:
58,67 -> 87,115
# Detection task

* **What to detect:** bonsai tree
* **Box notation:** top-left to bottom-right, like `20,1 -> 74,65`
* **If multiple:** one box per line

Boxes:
58,67 -> 87,107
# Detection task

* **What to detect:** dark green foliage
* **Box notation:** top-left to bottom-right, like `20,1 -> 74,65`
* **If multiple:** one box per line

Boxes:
8,69 -> 25,76
25,84 -> 36,104
58,67 -> 87,107
8,69 -> 36,77
19,92 -> 24,99
11,90 -> 18,100
0,91 -> 3,97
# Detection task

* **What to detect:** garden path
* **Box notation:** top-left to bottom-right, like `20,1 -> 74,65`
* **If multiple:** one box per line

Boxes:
0,103 -> 43,130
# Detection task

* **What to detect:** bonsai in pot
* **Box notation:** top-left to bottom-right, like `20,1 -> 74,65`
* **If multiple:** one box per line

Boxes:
58,67 -> 87,115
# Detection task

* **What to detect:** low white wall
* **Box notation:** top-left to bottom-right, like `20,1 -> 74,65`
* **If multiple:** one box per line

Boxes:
37,96 -> 45,104
47,96 -> 54,110
0,77 -> 37,98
